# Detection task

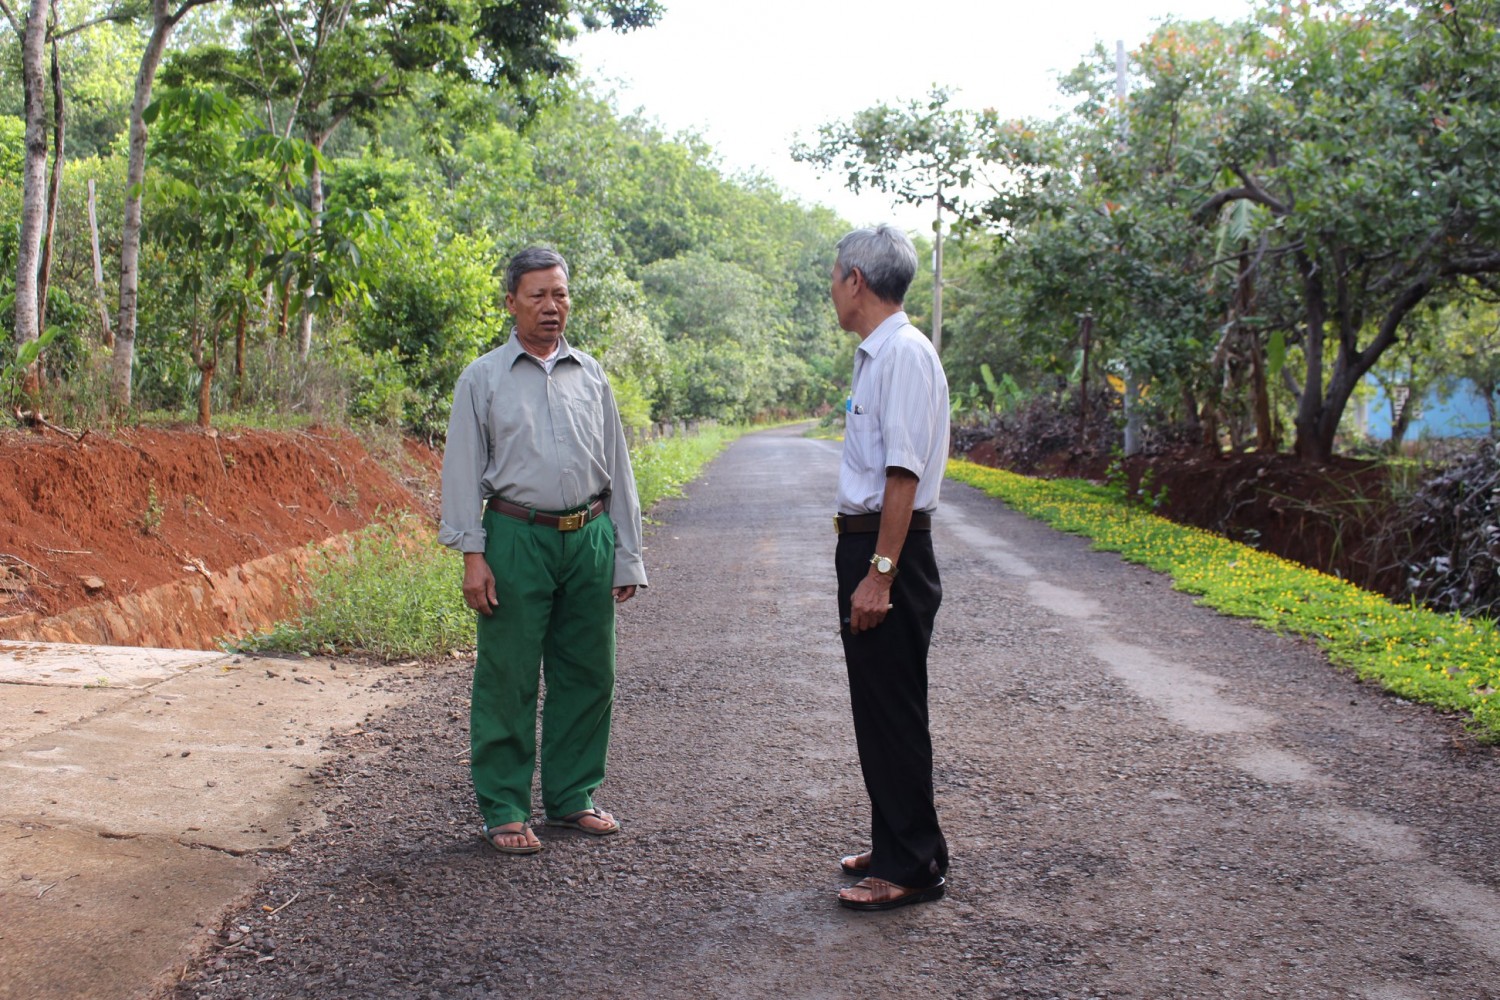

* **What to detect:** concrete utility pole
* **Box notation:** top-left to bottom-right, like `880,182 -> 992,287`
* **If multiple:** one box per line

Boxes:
1117,38 -> 1143,457
932,186 -> 944,354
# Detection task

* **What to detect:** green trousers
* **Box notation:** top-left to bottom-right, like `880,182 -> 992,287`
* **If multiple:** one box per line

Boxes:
472,506 -> 617,828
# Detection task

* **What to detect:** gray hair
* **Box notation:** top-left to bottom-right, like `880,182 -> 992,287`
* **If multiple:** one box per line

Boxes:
835,224 -> 918,305
505,246 -> 570,294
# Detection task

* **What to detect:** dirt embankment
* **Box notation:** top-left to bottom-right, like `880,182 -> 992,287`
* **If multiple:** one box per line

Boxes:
961,438 -> 1400,598
0,427 -> 441,648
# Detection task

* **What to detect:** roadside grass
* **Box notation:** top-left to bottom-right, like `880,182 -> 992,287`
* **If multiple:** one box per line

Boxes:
947,459 -> 1500,744
236,512 -> 473,660
238,423 -> 749,660
630,422 -> 743,510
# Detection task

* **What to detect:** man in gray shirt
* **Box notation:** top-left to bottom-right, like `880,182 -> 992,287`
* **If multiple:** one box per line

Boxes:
439,246 -> 647,855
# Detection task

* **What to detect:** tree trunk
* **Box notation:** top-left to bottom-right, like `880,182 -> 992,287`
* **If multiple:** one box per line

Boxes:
1234,253 -> 1275,452
112,1 -> 221,411
37,21 -> 63,343
197,358 -> 214,427
294,150 -> 324,359
111,1 -> 178,412
1198,395 -> 1220,453
87,179 -> 113,346
1387,387 -> 1414,455
1292,252 -> 1332,463
13,0 -> 50,406
232,255 -> 254,408
1077,313 -> 1092,447
277,279 -> 291,339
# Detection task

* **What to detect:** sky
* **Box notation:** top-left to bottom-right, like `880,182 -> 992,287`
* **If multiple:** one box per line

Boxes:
566,0 -> 1258,230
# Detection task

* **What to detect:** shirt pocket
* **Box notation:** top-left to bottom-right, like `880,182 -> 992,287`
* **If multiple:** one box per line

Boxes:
843,398 -> 881,470
562,380 -> 607,453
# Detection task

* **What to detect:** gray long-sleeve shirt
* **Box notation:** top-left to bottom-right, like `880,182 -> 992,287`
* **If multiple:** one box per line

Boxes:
438,331 -> 647,589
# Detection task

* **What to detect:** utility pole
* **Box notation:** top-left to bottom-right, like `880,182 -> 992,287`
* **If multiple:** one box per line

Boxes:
1117,38 -> 1143,457
932,185 -> 943,354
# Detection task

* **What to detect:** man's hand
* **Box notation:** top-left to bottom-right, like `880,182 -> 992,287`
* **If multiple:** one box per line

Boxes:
848,572 -> 894,634
462,552 -> 498,616
613,585 -> 637,604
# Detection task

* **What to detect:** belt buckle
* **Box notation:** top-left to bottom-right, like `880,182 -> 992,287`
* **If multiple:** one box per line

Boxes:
557,511 -> 585,532
833,514 -> 843,535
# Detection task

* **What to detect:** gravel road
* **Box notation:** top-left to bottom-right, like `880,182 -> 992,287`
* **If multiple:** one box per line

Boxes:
172,425 -> 1500,1000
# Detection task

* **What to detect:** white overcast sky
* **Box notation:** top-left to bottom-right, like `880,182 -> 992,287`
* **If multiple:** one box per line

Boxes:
567,0 -> 1258,230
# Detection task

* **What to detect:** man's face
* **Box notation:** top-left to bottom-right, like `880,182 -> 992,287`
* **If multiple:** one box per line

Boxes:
829,260 -> 856,332
506,266 -> 570,352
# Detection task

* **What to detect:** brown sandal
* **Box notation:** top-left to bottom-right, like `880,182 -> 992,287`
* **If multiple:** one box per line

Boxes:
839,851 -> 872,876
838,876 -> 946,911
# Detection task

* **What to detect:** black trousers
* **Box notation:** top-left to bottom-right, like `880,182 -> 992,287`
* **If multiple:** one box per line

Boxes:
836,528 -> 948,889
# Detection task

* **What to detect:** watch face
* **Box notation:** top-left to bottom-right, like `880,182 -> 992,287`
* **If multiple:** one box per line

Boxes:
875,556 -> 892,573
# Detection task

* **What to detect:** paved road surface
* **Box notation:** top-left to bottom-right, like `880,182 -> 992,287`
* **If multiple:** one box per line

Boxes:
7,424 -> 1500,999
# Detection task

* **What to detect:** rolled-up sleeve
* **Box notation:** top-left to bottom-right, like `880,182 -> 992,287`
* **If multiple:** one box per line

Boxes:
438,371 -> 489,553
600,378 -> 648,588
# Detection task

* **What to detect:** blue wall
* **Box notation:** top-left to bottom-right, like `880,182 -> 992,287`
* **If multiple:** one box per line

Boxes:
1359,378 -> 1492,440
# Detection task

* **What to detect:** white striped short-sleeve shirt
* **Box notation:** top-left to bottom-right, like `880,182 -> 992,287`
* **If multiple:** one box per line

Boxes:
836,311 -> 950,514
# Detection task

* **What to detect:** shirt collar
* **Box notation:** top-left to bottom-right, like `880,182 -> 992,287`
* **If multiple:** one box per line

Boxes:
856,311 -> 909,360
501,329 -> 578,368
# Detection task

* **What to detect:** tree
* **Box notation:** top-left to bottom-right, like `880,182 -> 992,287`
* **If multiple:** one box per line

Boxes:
3,0 -> 51,408
112,0 -> 223,412
164,0 -> 661,361
142,85 -> 329,425
2,0 -> 135,409
1193,0 -> 1500,462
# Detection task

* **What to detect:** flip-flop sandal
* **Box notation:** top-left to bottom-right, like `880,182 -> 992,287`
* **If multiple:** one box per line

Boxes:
482,823 -> 543,855
543,808 -> 620,836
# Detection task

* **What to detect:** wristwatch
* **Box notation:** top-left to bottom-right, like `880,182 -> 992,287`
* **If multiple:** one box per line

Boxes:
869,553 -> 897,577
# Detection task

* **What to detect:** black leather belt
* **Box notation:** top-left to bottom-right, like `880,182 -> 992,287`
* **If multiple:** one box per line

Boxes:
833,511 -> 932,535
488,495 -> 606,532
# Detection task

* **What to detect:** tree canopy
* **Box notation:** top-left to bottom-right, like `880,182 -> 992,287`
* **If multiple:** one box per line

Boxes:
1,0 -> 850,435
802,0 -> 1500,462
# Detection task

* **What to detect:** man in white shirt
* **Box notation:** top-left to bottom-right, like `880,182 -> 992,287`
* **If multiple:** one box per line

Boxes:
829,224 -> 951,910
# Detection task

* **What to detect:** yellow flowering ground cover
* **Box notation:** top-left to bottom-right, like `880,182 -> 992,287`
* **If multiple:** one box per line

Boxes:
948,459 -> 1500,743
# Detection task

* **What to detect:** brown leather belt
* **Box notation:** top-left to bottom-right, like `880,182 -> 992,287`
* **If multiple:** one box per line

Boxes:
833,510 -> 932,535
488,495 -> 606,532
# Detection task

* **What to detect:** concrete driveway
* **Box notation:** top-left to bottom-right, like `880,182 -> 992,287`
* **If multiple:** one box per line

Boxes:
0,641 -> 405,1000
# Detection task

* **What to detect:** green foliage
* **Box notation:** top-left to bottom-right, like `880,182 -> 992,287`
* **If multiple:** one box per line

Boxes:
610,373 -> 654,437
20,4 -> 844,432
1101,448 -> 1169,512
629,423 -> 745,510
0,116 -> 24,178
949,459 -> 1500,743
347,210 -> 501,437
803,2 -> 1500,463
0,326 -> 60,408
140,479 -> 164,536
